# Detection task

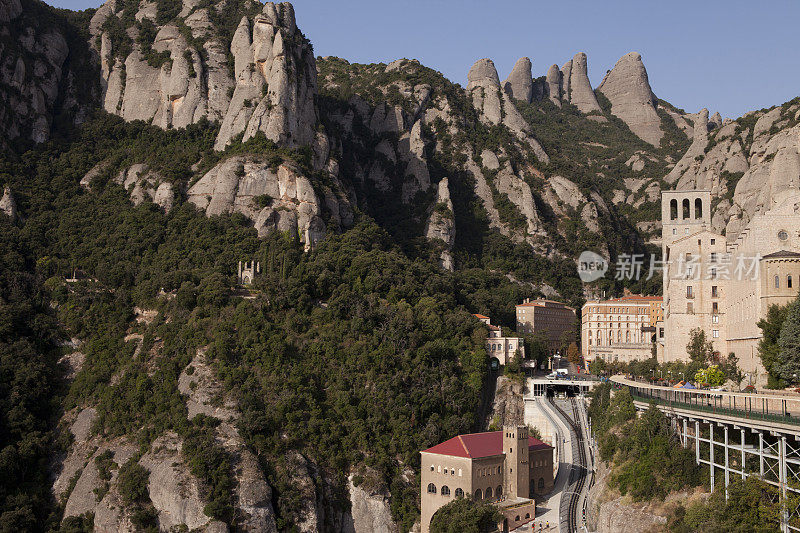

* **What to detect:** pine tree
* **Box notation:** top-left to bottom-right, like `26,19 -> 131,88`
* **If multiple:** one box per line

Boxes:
777,296 -> 800,384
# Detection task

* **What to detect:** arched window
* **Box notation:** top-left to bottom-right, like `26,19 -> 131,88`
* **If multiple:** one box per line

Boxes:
695,198 -> 702,219
474,488 -> 482,500
496,485 -> 502,498
789,275 -> 793,289
515,515 -> 520,521
538,478 -> 545,490
427,483 -> 437,494
441,486 -> 451,496
682,198 -> 690,219
775,275 -> 780,289
670,199 -> 678,220
455,488 -> 464,498
626,331 -> 630,342
525,513 -> 530,519
486,487 -> 493,499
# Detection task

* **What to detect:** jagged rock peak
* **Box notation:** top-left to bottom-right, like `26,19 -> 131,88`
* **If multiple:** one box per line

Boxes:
503,57 -> 533,103
566,52 -> 602,113
710,111 -> 723,128
467,58 -> 500,90
596,51 -> 663,146
545,64 -> 562,106
0,186 -> 17,220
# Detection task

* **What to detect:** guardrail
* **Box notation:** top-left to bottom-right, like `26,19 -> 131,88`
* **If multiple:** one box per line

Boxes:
629,393 -> 800,427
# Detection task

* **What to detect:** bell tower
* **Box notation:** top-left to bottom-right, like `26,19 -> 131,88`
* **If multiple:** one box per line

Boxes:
503,425 -> 530,499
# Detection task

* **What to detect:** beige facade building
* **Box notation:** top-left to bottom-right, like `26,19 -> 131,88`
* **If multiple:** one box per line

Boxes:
420,426 -> 554,533
661,190 -> 800,383
473,314 -> 525,365
581,294 -> 663,364
516,299 -> 576,354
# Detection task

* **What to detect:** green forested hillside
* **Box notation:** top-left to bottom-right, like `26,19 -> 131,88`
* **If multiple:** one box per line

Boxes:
0,113 -> 567,530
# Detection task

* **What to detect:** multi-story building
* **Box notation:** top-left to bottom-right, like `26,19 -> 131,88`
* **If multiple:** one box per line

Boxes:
473,314 -> 525,365
515,299 -> 576,354
420,425 -> 554,533
581,294 -> 663,364
660,190 -> 800,383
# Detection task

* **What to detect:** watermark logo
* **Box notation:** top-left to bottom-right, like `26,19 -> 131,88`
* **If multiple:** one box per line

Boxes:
578,251 -> 608,282
577,251 -> 763,282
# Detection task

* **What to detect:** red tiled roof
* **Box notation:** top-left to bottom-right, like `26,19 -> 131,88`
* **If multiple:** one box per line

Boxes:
472,313 -> 490,319
421,431 -> 551,458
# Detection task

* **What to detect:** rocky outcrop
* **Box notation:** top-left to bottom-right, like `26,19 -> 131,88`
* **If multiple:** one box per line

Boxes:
0,186 -> 17,220
466,58 -> 549,163
345,471 -> 398,533
563,52 -> 602,114
140,432 -> 229,532
596,52 -> 663,146
485,376 -> 524,428
91,1 -> 318,152
0,0 -> 93,147
503,57 -> 533,103
545,64 -> 562,106
494,162 -> 547,239
188,156 -> 351,250
178,351 -> 278,532
671,102 -> 800,239
114,164 -> 175,211
587,461 -> 669,533
665,108 -> 709,184
425,178 -> 455,270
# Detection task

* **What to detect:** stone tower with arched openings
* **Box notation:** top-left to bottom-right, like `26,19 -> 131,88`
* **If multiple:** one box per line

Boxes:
237,260 -> 260,286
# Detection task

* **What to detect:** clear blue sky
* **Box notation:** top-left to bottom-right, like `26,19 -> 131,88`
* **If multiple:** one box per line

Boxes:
47,0 -> 800,119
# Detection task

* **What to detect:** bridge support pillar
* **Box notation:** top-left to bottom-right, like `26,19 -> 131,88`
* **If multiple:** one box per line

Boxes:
781,436 -> 788,533
695,420 -> 700,465
724,425 -> 730,499
741,429 -> 746,480
759,431 -> 765,478
683,418 -> 688,448
710,423 -> 715,492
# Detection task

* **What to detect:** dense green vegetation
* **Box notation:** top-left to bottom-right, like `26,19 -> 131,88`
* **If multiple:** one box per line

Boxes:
429,497 -> 501,533
0,111 -> 572,530
668,477 -> 784,533
589,383 -> 702,501
758,295 -> 800,388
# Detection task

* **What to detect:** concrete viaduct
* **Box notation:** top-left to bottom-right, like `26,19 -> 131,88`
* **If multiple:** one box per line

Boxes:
612,375 -> 800,533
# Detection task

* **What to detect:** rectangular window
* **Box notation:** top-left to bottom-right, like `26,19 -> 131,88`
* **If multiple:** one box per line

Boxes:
687,286 -> 693,298
710,252 -> 717,263
712,315 -> 719,324
712,330 -> 719,338
687,302 -> 694,314
711,238 -> 716,245
712,285 -> 718,298
712,302 -> 719,314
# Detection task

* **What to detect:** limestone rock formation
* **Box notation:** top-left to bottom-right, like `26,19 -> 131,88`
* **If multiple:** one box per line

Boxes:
0,186 -> 17,220
596,52 -> 663,146
91,1 -> 318,152
140,432 -> 229,531
114,164 -> 175,211
665,109 -> 709,184
564,52 -> 602,114
503,57 -> 533,103
545,64 -> 562,106
495,163 -> 546,239
0,0 -> 93,147
466,58 -> 549,163
188,156 -> 350,250
346,472 -> 398,533
425,178 -> 455,270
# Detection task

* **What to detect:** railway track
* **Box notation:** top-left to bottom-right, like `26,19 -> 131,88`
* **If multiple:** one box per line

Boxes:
550,397 -> 588,533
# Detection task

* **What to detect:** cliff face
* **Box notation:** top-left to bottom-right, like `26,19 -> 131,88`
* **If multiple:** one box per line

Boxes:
90,0 -> 317,151
670,99 -> 800,239
0,0 -> 97,149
